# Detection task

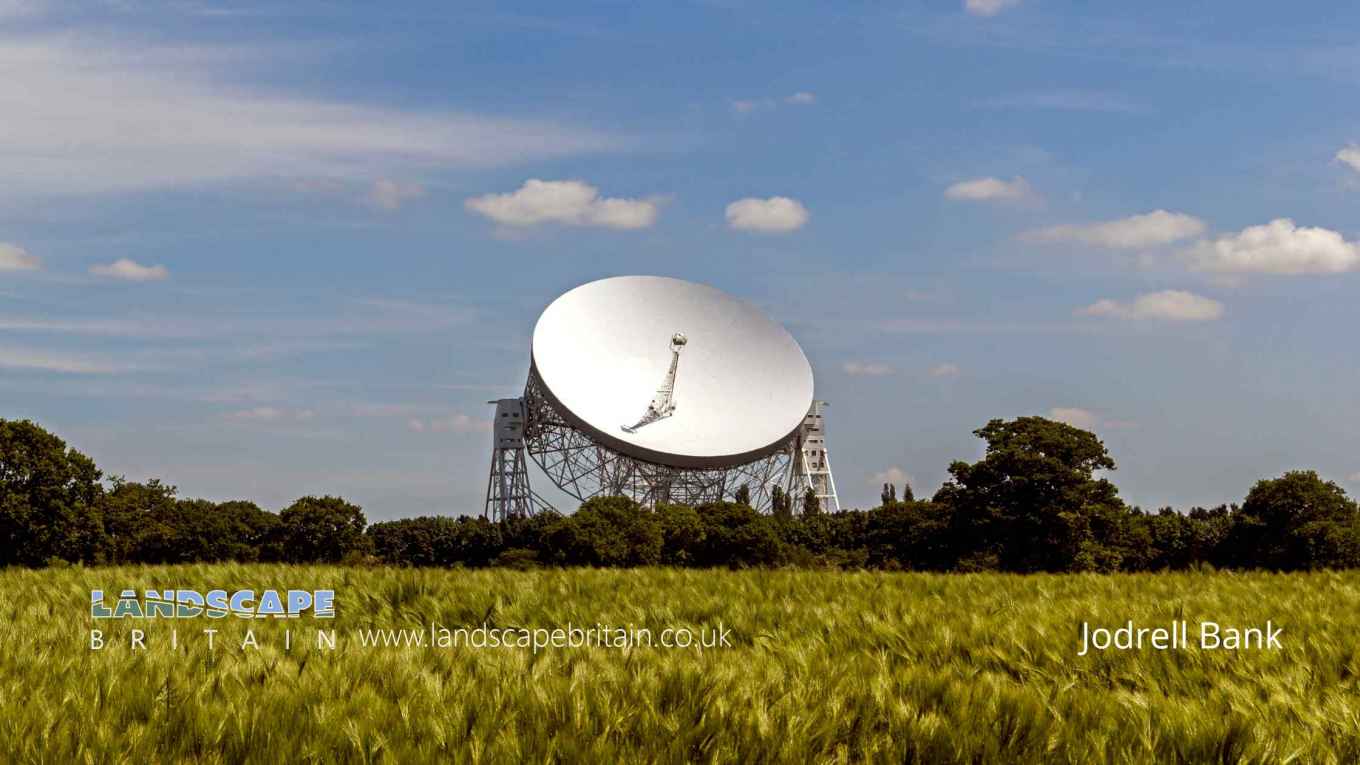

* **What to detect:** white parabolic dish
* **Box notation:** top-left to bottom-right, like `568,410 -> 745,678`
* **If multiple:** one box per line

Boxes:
530,276 -> 815,469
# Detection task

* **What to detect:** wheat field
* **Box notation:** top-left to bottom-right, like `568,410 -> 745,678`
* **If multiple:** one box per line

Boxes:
2,564 -> 1358,763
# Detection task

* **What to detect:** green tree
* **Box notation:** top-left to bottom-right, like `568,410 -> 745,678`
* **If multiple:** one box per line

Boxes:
99,479 -> 178,563
213,500 -> 278,561
500,511 -> 561,554
451,516 -> 504,567
655,502 -> 705,565
369,517 -> 446,566
802,486 -> 821,516
551,496 -> 662,566
0,419 -> 104,565
865,501 -> 953,570
1226,471 -> 1360,570
770,486 -> 791,519
269,495 -> 371,563
733,484 -> 752,507
166,499 -> 276,563
780,510 -> 866,567
934,416 -> 1128,572
694,502 -> 786,567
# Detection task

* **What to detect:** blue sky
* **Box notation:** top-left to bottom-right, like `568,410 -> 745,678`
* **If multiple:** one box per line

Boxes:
3,0 -> 1359,519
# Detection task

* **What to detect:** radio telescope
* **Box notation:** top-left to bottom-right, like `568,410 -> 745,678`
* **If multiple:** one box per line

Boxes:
484,276 -> 840,520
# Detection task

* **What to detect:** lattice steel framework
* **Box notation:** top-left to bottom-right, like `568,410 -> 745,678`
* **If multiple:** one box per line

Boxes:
788,400 -> 841,513
517,370 -> 795,512
484,398 -> 554,522
484,370 -> 841,517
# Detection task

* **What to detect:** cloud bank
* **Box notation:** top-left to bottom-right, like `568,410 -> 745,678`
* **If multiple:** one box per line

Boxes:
228,407 -> 316,423
1336,146 -> 1360,174
871,466 -> 913,488
1183,218 -> 1359,275
466,180 -> 659,230
1078,290 -> 1224,322
842,361 -> 894,377
0,347 -> 131,374
0,243 -> 41,271
1049,407 -> 1098,430
965,0 -> 1021,17
407,413 -> 490,434
90,258 -> 169,282
725,197 -> 809,233
731,92 -> 817,114
0,34 -> 623,197
368,179 -> 425,211
1024,210 -> 1206,249
943,176 -> 1035,203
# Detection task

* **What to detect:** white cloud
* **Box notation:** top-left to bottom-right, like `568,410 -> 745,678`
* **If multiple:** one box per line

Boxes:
90,258 -> 169,282
872,466 -> 913,487
731,98 -> 773,114
725,196 -> 809,233
1023,210 -> 1206,249
732,93 -> 815,114
232,407 -> 281,422
1183,218 -> 1360,275
1049,407 -> 1098,430
965,0 -> 1021,17
465,179 -> 659,230
228,406 -> 315,423
368,179 -> 424,211
0,243 -> 41,271
1336,145 -> 1360,174
0,298 -> 471,340
0,34 -> 622,198
1348,472 -> 1360,483
842,361 -> 894,377
943,176 -> 1034,203
408,413 -> 490,434
0,347 -> 131,374
929,363 -> 961,378
1078,290 -> 1224,322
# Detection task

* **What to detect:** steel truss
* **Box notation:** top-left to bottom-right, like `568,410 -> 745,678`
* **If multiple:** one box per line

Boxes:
483,369 -> 840,517
520,370 -> 797,513
788,400 -> 841,513
484,397 -> 555,522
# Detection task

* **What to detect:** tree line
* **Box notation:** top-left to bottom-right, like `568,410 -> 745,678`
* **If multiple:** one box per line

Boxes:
2,416 -> 1358,572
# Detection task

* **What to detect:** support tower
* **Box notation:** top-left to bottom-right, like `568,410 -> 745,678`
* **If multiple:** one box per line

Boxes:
789,400 -> 840,513
483,398 -> 552,521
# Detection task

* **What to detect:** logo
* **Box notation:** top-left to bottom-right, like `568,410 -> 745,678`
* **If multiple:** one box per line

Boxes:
91,589 -> 335,619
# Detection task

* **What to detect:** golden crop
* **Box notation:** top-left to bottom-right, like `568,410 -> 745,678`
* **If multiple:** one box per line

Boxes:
3,564 -> 1358,763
